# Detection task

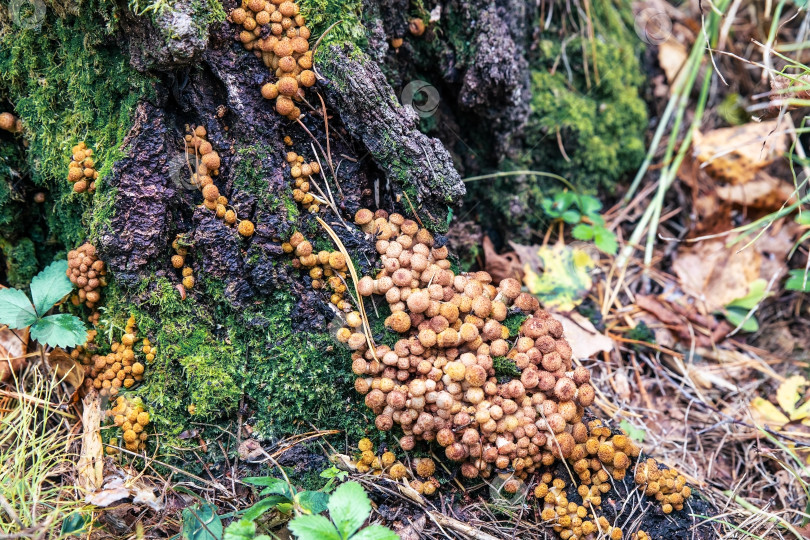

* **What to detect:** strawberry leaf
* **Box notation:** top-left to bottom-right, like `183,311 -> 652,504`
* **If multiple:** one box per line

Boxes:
30,260 -> 73,317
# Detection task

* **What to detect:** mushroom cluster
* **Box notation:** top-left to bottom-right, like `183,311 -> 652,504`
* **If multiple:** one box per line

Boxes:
352,438 -> 439,496
107,396 -> 150,453
67,142 -> 99,194
285,151 -> 323,213
171,234 -> 196,290
341,209 -> 595,480
0,112 -> 22,133
536,475 -> 624,540
81,315 -> 146,398
67,243 -> 107,311
184,125 -> 255,237
185,125 -> 221,188
230,0 -> 316,120
283,231 -> 349,309
634,458 -> 691,514
569,420 -> 640,492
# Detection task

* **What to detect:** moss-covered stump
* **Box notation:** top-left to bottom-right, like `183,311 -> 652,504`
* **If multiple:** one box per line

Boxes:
0,0 -> 714,537
359,0 -> 649,239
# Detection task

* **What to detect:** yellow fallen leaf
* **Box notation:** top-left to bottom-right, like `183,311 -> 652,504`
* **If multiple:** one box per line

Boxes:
522,244 -> 595,312
750,397 -> 790,429
776,375 -> 807,419
793,399 -> 810,423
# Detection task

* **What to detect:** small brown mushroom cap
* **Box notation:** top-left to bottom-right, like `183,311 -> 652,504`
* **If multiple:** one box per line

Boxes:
238,220 -> 255,237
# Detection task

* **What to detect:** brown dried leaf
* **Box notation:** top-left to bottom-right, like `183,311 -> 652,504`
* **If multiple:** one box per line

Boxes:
47,347 -> 85,391
671,224 -> 794,313
553,312 -> 613,359
658,38 -> 688,88
396,515 -> 426,540
0,327 -> 28,382
693,120 -> 787,184
714,172 -> 798,211
482,236 -> 523,283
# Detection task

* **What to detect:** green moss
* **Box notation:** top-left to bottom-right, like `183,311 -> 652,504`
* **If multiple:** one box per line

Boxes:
0,237 -> 37,289
493,356 -> 521,378
451,0 -> 647,237
503,312 -> 528,338
520,36 -> 647,191
0,0 -> 153,249
100,268 -> 370,467
299,0 -> 366,51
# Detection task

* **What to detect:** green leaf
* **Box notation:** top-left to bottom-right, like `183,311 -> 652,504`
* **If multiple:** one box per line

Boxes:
722,306 -> 759,332
245,476 -> 295,499
522,244 -> 595,312
289,514 -> 342,540
786,269 -> 810,292
796,211 -> 810,225
351,525 -> 400,540
30,260 -> 73,317
571,223 -> 594,241
243,495 -> 290,521
0,288 -> 37,329
619,420 -> 646,443
60,511 -> 89,535
327,482 -> 371,539
296,491 -> 329,515
320,466 -> 348,480
30,314 -> 87,348
576,195 -> 602,216
561,210 -> 581,224
593,226 -> 618,255
224,519 -> 258,540
727,278 -> 769,309
182,503 -> 223,540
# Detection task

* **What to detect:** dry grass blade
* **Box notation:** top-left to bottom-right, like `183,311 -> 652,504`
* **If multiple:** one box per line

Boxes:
316,217 -> 378,360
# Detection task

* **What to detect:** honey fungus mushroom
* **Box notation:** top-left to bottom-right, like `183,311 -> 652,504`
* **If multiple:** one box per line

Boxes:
341,208 -> 602,481
230,0 -> 315,120
67,243 -> 107,310
79,315 -> 149,398
107,396 -> 151,453
67,142 -> 99,194
0,112 -> 22,133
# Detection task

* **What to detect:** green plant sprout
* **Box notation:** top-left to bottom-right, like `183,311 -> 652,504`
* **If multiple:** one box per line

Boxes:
0,260 -> 87,348
320,466 -> 349,493
288,481 -> 397,540
240,475 -> 329,520
717,278 -> 772,333
541,192 -> 618,255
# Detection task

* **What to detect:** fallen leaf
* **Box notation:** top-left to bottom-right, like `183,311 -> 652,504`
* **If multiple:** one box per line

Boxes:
86,471 -> 163,511
396,515 -> 426,540
0,326 -> 27,358
47,347 -> 85,391
482,236 -> 523,283
237,438 -> 265,461
658,38 -> 688,88
553,312 -> 613,359
693,120 -> 788,184
671,225 -> 794,313
0,326 -> 28,382
714,172 -> 798,210
750,397 -> 790,429
77,393 -> 104,492
777,375 -> 807,419
86,479 -> 131,507
518,242 -> 596,312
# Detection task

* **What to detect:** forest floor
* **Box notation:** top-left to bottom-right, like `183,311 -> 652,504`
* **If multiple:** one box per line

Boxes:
2,0 -> 810,539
